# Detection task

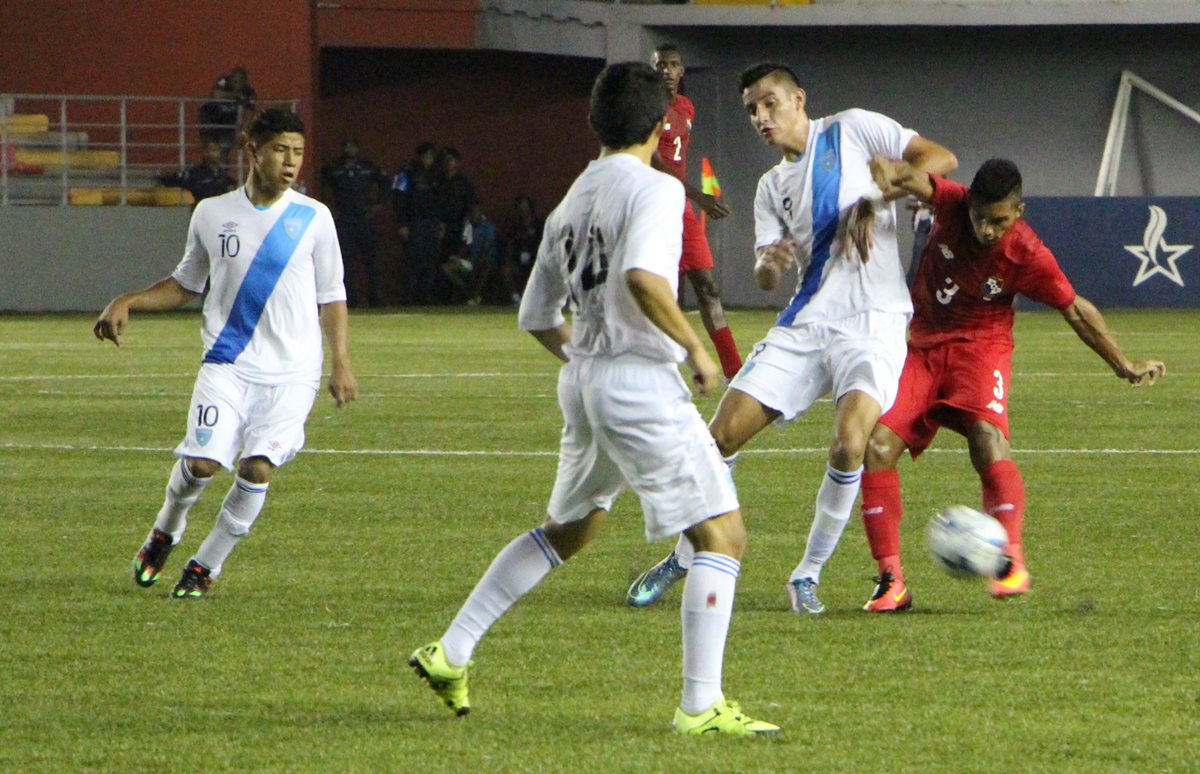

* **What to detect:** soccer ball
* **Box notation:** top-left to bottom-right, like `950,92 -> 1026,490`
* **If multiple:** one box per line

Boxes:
926,505 -> 1010,579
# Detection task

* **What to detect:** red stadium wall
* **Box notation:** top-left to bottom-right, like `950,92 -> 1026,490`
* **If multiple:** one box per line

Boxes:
317,48 -> 603,235
0,0 -> 312,109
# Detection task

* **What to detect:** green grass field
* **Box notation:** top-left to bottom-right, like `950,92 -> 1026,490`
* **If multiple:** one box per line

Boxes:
1,308 -> 1196,772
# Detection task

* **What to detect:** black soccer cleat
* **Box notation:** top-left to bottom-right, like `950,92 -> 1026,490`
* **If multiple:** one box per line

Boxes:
133,528 -> 175,588
171,559 -> 213,600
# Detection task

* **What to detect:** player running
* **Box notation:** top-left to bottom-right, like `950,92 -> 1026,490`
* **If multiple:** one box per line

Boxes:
409,62 -> 778,736
859,157 -> 1166,611
96,109 -> 358,599
651,43 -> 743,381
626,62 -> 957,614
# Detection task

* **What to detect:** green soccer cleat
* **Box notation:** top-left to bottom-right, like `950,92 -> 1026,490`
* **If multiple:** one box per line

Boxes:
133,528 -> 175,587
409,641 -> 471,716
673,699 -> 780,737
787,577 -> 826,615
171,559 -> 213,599
625,552 -> 688,607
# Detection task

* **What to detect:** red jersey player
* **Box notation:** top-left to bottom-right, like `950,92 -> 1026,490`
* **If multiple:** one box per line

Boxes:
650,44 -> 742,380
858,158 -> 1165,611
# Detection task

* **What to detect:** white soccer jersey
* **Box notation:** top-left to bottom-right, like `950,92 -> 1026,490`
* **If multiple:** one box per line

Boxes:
172,186 -> 346,385
518,153 -> 686,363
754,108 -> 916,326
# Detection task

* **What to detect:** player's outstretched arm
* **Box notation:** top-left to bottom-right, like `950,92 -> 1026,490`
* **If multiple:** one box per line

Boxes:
319,300 -> 359,407
902,136 -> 958,180
626,268 -> 720,395
1060,295 -> 1166,385
870,154 -> 935,202
93,277 -> 199,347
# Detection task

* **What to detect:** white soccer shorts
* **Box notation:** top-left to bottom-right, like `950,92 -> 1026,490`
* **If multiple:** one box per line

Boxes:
729,310 -> 909,422
547,355 -> 739,542
174,363 -> 319,470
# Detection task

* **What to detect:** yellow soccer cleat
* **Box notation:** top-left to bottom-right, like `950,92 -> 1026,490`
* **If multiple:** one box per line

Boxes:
673,699 -> 780,737
409,641 -> 471,716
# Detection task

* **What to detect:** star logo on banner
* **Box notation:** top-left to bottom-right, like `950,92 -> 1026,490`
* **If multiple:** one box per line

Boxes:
1125,205 -> 1191,287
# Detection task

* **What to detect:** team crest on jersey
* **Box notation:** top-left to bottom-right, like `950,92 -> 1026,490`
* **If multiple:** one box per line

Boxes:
196,428 -> 213,446
819,149 -> 837,172
938,243 -> 954,260
980,275 -> 1004,299
284,218 -> 304,239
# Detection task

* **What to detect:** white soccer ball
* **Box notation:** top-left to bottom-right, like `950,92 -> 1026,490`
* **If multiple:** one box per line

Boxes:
926,505 -> 1010,579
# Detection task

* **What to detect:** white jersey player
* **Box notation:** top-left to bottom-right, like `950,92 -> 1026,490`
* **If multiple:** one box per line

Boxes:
409,62 -> 778,737
625,62 -> 958,615
95,109 -> 358,600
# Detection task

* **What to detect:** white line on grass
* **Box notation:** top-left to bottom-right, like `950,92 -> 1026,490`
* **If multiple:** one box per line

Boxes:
0,441 -> 1194,456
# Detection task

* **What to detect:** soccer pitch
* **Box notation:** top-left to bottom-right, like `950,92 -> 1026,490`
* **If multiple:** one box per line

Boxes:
1,308 -> 1196,771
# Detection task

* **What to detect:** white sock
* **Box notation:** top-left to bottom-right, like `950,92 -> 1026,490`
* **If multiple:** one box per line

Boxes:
193,476 -> 268,577
791,464 -> 861,584
153,459 -> 212,543
441,528 -> 562,667
680,551 -> 740,715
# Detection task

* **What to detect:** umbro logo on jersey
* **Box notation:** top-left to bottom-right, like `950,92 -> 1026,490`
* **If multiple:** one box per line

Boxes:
222,221 -> 239,232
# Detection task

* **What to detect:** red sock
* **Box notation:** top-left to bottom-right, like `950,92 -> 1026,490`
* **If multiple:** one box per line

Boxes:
981,459 -> 1025,565
709,326 -> 743,379
861,469 -> 904,581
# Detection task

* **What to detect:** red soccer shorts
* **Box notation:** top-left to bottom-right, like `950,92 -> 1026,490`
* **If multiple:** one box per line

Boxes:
879,339 -> 1014,458
679,203 -> 714,273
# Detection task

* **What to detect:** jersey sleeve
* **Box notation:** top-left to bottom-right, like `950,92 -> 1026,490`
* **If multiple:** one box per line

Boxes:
843,108 -> 917,161
622,175 -> 685,279
1015,231 -> 1076,310
517,214 -> 570,332
753,173 -> 787,250
928,174 -> 968,216
312,205 -> 348,304
171,205 -> 212,293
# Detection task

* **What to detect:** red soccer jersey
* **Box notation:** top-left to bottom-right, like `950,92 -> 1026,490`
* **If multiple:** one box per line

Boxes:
657,94 -> 694,181
908,176 -> 1077,349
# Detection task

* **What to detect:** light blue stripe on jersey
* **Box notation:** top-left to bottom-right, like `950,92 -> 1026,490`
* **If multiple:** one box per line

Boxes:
777,122 -> 842,327
204,203 -> 316,365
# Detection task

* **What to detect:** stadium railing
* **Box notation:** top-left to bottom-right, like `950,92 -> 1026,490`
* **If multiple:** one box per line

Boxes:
0,94 -> 299,206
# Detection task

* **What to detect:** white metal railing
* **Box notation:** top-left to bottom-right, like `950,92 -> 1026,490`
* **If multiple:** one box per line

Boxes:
0,93 -> 300,206
1095,71 -> 1200,197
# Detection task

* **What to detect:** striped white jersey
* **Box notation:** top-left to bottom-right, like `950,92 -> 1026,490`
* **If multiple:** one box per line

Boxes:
518,153 -> 686,363
172,186 -> 346,384
754,108 -> 916,326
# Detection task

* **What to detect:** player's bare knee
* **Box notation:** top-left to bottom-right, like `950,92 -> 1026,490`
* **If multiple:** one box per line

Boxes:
865,427 -> 902,470
237,455 -> 275,484
830,432 -> 869,470
686,511 -> 746,559
185,456 -> 220,479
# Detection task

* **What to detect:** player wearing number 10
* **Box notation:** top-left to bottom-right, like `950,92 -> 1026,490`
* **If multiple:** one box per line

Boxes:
409,62 -> 777,736
94,109 -> 358,600
859,157 -> 1166,611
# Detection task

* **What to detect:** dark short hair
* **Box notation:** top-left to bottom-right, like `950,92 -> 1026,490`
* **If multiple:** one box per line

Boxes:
969,158 -> 1023,205
440,146 -> 461,162
738,62 -> 802,93
589,61 -> 670,150
654,42 -> 680,57
247,109 -> 304,146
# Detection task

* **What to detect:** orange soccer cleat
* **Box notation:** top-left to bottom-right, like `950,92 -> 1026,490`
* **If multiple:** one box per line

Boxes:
863,571 -> 913,613
989,560 -> 1031,598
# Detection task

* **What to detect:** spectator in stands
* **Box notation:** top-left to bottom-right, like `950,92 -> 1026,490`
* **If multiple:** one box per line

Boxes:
162,140 -> 236,208
393,141 -> 443,305
456,200 -> 500,306
435,147 -> 477,287
501,194 -> 544,305
321,137 -> 390,307
199,66 -> 257,153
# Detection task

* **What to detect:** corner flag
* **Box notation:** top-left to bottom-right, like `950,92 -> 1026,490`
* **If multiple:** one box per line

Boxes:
700,157 -> 721,229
